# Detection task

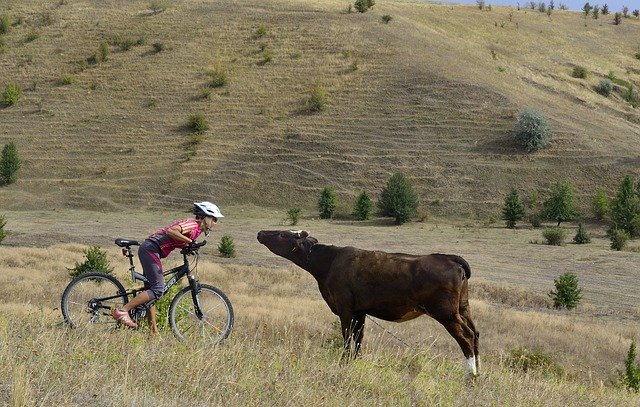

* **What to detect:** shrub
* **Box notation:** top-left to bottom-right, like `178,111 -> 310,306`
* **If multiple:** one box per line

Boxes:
318,186 -> 337,219
619,341 -> 640,393
307,84 -> 327,112
187,113 -> 209,134
506,347 -> 562,376
154,284 -> 181,331
602,4 -> 609,14
68,246 -> 114,279
353,191 -> 373,220
542,227 -> 566,246
60,74 -> 74,85
514,108 -> 551,151
609,228 -> 629,251
218,235 -> 236,258
592,188 -> 610,220
0,14 -> 11,35
255,25 -> 267,38
286,207 -> 301,226
610,176 -> 640,237
152,42 -> 165,53
381,15 -> 393,24
595,78 -> 613,96
542,181 -> 579,226
354,0 -> 375,13
3,83 -> 21,106
613,12 -> 622,25
377,172 -> 419,225
99,41 -> 110,61
0,214 -> 6,244
548,272 -> 582,309
572,222 -> 591,244
502,187 -> 525,229
207,61 -> 229,88
624,85 -> 638,108
0,142 -> 21,185
571,65 -> 588,79
261,50 -> 273,64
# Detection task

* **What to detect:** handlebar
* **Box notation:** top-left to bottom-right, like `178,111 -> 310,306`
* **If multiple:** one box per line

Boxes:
181,240 -> 207,255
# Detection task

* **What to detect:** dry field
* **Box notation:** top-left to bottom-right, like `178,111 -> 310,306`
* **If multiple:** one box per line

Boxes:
0,208 -> 639,405
0,0 -> 639,215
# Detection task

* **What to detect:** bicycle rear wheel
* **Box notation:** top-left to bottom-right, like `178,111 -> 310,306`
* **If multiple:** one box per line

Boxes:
61,272 -> 128,330
169,284 -> 234,344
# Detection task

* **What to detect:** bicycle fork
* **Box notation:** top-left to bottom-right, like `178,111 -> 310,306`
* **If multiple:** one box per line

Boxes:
188,275 -> 204,320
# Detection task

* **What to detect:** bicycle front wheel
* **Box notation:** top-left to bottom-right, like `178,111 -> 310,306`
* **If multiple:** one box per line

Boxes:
169,284 -> 234,344
61,272 -> 128,331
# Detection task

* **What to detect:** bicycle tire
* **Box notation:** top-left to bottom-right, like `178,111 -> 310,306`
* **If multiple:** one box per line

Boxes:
61,271 -> 128,330
168,284 -> 234,344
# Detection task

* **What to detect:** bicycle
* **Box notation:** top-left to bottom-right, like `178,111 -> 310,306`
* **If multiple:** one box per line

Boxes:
60,238 -> 234,344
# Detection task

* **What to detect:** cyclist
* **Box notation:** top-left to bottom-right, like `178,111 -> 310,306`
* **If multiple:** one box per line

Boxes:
111,201 -> 224,334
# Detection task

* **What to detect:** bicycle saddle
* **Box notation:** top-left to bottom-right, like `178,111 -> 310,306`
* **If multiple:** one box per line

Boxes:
115,238 -> 140,247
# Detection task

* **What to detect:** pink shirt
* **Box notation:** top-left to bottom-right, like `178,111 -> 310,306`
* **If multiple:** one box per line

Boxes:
147,219 -> 202,258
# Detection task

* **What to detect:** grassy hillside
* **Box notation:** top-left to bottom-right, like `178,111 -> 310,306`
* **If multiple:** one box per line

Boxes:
1,209 -> 639,405
0,0 -> 639,215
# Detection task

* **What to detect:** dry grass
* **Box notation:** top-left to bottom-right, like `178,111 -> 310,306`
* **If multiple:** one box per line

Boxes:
0,0 -> 638,216
0,208 -> 639,405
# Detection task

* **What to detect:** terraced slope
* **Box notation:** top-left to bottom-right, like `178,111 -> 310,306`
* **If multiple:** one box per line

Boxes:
1,0 -> 639,214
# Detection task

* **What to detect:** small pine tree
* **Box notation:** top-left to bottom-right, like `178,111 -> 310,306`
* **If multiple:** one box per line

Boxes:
68,246 -> 114,278
287,207 -> 301,226
0,214 -> 7,244
620,340 -> 640,393
610,176 -> 640,237
318,186 -> 337,219
218,234 -> 236,258
514,108 -> 551,152
609,228 -> 629,251
592,188 -> 610,220
377,172 -> 419,225
549,272 -> 582,309
542,181 -> 579,226
353,191 -> 373,221
0,142 -> 21,185
573,222 -> 591,244
502,187 -> 525,229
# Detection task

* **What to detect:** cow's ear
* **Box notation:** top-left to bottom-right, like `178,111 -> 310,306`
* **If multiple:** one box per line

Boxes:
299,231 -> 309,238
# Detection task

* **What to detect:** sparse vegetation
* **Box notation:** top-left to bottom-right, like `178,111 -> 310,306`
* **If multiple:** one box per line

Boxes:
381,15 -> 393,24
514,108 -> 551,152
549,272 -> 582,309
0,142 -> 21,185
187,112 -> 209,134
152,42 -> 165,53
506,347 -> 563,376
3,84 -> 21,106
318,186 -> 337,219
502,187 -> 525,229
571,65 -> 587,79
68,245 -> 114,278
377,172 -> 419,225
0,14 -> 11,35
353,191 -> 373,220
60,74 -> 74,85
542,227 -> 566,246
218,234 -> 236,258
149,0 -> 168,14
307,84 -> 327,112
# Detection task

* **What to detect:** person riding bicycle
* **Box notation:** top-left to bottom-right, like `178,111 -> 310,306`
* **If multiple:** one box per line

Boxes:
111,201 -> 224,333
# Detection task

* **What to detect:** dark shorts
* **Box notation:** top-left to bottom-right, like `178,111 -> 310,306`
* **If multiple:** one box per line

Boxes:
138,239 -> 164,301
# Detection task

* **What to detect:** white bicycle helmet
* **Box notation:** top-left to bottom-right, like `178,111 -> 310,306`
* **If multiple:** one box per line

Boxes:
193,201 -> 224,218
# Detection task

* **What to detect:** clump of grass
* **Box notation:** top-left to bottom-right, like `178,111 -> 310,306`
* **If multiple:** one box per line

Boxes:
207,60 -> 229,88
60,74 -> 74,85
261,50 -> 273,64
571,65 -> 588,79
254,24 -> 267,38
506,347 -> 563,377
3,83 -> 21,106
187,112 -> 209,134
24,29 -> 39,43
0,14 -> 11,35
99,41 -> 110,61
307,84 -> 327,113
199,88 -> 212,100
152,42 -> 165,53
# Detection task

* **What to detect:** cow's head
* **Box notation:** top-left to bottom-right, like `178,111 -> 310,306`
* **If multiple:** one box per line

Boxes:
257,230 -> 317,259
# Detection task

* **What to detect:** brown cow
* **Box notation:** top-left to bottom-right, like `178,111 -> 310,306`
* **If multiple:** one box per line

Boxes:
256,230 -> 480,376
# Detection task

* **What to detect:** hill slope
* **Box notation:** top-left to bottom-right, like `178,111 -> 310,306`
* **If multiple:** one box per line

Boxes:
1,0 -> 639,214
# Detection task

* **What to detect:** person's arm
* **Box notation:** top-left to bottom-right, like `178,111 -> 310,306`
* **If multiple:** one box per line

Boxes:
166,225 -> 193,244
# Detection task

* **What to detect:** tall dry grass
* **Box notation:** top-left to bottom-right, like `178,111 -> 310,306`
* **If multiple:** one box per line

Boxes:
0,244 -> 638,406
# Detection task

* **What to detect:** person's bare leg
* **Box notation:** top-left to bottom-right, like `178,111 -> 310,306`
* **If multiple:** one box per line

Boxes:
147,305 -> 159,336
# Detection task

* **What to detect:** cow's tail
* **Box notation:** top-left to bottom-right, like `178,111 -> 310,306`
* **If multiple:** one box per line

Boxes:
449,255 -> 471,279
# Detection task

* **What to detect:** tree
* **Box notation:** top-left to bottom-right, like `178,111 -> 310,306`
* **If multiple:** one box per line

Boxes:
582,2 -> 593,16
542,181 -> 579,226
610,176 -> 640,237
502,187 -> 525,228
318,186 -> 337,219
591,188 -> 610,220
621,341 -> 640,393
68,246 -> 114,279
514,108 -> 551,152
573,222 -> 591,244
549,272 -> 582,310
353,191 -> 373,221
377,172 -> 419,225
218,235 -> 236,258
0,142 -> 21,185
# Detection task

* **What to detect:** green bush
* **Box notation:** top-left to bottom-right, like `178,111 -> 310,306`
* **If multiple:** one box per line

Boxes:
68,246 -> 114,279
548,272 -> 582,309
542,227 -> 566,246
619,341 -> 640,393
353,191 -> 373,220
307,84 -> 327,112
154,284 -> 182,331
99,41 -> 110,61
514,108 -> 551,152
255,25 -> 267,38
571,66 -> 588,79
286,207 -> 301,226
572,222 -> 591,244
610,176 -> 640,237
609,228 -> 630,251
354,0 -> 375,13
542,181 -> 579,226
318,186 -> 337,219
377,172 -> 419,225
218,235 -> 236,258
187,113 -> 209,134
0,14 -> 11,35
0,214 -> 7,244
624,85 -> 638,108
3,84 -> 21,106
60,74 -> 74,85
261,50 -> 273,64
502,187 -> 525,229
592,188 -> 610,220
595,78 -> 613,96
0,142 -> 21,185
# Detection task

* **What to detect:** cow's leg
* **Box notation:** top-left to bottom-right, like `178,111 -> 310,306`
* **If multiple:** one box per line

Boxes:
352,313 -> 366,357
339,313 -> 365,359
437,313 -> 478,377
